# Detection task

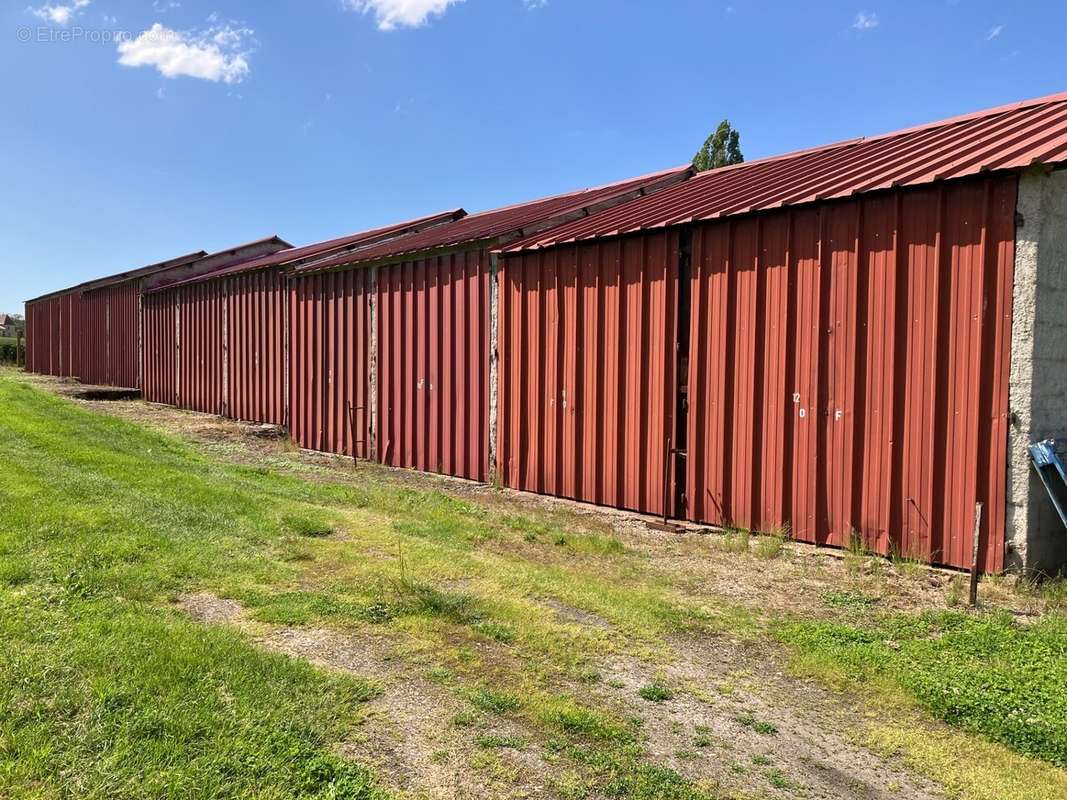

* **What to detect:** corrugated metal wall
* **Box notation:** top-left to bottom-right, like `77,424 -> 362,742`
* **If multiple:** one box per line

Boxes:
76,290 -> 109,385
107,282 -> 141,389
228,270 -> 288,426
499,176 -> 1016,572
21,173 -> 1019,573
143,272 -> 288,425
24,282 -> 142,387
498,231 -> 678,516
26,299 -> 52,375
288,270 -> 372,457
377,251 -> 490,482
288,252 -> 490,482
176,282 -> 225,415
143,291 -> 177,406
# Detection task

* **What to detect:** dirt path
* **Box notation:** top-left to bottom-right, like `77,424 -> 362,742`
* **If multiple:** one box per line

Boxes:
179,593 -> 554,800
178,593 -> 941,800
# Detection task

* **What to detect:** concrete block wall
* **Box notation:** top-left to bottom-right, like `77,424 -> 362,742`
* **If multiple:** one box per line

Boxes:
1007,167 -> 1067,575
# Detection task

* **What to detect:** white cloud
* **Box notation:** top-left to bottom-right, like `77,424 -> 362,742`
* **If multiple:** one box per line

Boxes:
986,24 -> 1004,40
28,0 -> 90,26
523,0 -> 547,9
342,0 -> 464,31
117,22 -> 254,84
152,0 -> 181,11
852,11 -> 879,30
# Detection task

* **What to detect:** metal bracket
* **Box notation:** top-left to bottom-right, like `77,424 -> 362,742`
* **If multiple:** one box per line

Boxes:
1030,438 -> 1067,529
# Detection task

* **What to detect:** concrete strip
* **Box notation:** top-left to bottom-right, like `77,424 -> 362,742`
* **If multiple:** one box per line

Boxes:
1007,167 -> 1067,574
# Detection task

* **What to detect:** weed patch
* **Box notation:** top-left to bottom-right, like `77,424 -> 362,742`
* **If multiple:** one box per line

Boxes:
470,688 -> 522,714
638,682 -> 673,703
736,713 -> 777,735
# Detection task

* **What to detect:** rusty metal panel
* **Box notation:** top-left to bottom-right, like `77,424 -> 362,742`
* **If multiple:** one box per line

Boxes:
498,232 -> 678,515
299,168 -> 690,276
376,250 -> 489,482
288,270 -> 372,457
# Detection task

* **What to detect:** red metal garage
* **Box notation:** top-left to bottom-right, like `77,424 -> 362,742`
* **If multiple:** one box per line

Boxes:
290,166 -> 691,482
498,94 -> 1067,572
143,211 -> 463,425
25,250 -> 207,388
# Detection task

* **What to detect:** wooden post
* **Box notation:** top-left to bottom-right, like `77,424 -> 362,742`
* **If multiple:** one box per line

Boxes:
969,501 -> 984,607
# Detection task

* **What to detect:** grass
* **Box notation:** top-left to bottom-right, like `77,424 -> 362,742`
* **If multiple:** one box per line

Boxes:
0,595 -> 384,799
717,527 -> 751,554
0,372 -> 722,799
638,682 -> 674,703
735,713 -> 777,736
2,370 -> 1066,800
820,589 -> 879,609
777,609 -> 1067,767
470,688 -> 522,714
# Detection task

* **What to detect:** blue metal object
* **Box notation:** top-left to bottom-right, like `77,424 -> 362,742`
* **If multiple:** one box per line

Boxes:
1029,439 -> 1067,529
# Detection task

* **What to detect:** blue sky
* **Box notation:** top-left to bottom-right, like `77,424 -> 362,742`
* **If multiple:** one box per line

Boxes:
1,0 -> 1064,311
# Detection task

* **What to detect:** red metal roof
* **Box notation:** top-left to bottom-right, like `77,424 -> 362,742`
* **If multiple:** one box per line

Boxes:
151,209 -> 466,291
26,250 -> 209,304
296,165 -> 692,273
501,91 -> 1067,252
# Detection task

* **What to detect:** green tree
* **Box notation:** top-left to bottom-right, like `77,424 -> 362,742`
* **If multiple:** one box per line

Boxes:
692,119 -> 743,172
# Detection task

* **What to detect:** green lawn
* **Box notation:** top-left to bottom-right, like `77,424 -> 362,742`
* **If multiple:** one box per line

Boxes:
1,369 -> 1065,800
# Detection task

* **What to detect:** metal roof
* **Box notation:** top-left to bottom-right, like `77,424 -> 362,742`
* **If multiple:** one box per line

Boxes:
150,209 -> 466,291
26,249 -> 209,304
295,165 -> 692,274
501,91 -> 1067,253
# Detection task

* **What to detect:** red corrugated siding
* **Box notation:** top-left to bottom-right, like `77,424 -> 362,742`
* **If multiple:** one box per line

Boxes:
377,251 -> 490,482
79,290 -> 109,385
500,176 -> 1015,572
288,253 -> 490,481
499,231 -> 678,515
143,292 -> 177,406
288,270 -> 372,457
25,299 -> 50,375
24,281 -> 142,387
107,282 -> 140,389
175,282 -> 224,415
143,272 -> 287,424
227,270 -> 287,426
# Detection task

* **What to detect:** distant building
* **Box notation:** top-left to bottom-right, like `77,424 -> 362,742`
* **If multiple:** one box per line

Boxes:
0,314 -> 23,337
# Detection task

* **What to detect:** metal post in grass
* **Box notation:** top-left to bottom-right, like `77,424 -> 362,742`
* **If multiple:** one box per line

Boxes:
969,501 -> 984,607
347,400 -> 363,471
